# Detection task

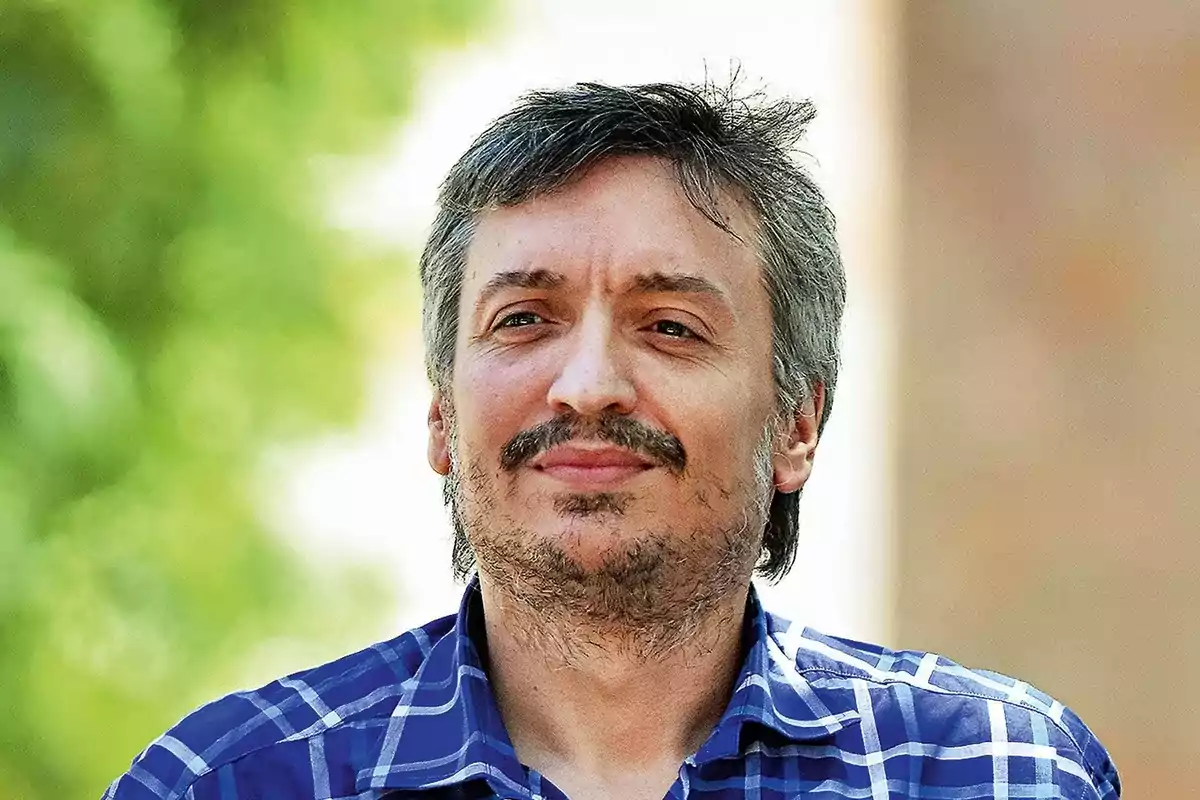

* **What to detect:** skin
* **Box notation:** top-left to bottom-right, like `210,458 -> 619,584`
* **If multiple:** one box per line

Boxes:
427,155 -> 823,800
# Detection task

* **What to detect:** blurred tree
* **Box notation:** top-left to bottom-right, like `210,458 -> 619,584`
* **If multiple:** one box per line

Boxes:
0,1 -> 489,795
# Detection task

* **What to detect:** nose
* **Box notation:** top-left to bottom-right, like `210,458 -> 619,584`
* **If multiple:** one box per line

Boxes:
546,309 -> 636,417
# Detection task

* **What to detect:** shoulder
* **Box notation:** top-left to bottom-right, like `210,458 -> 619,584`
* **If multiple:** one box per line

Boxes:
103,614 -> 456,800
768,614 -> 1121,798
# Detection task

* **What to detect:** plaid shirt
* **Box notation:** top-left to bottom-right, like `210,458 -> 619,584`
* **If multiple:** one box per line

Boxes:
105,580 -> 1120,799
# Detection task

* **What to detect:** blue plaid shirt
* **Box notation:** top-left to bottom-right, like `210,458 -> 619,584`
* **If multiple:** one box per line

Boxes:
105,580 -> 1120,799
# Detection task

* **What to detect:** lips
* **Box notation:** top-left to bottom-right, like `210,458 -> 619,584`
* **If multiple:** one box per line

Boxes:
529,444 -> 655,489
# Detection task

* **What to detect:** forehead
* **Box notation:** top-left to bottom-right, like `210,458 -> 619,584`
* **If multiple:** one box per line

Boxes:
461,156 -> 764,302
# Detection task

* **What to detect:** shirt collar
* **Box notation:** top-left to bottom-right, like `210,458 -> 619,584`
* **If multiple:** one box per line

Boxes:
357,578 -> 529,796
691,586 -> 862,764
358,578 -> 861,794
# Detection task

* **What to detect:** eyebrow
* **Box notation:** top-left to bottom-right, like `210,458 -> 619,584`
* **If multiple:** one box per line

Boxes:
476,269 -> 566,309
630,272 -> 727,300
473,268 -> 731,313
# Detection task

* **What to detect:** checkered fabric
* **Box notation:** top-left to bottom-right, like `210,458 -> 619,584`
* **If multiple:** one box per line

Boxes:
105,579 -> 1120,799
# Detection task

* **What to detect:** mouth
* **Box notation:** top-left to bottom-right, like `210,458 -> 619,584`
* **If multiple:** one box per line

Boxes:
529,444 -> 656,490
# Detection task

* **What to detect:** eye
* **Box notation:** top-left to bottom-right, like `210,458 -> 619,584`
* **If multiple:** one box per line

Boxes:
650,319 -> 699,339
495,310 -> 546,329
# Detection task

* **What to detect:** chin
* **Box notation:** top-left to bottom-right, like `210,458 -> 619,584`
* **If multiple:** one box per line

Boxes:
552,490 -> 632,517
533,515 -> 650,570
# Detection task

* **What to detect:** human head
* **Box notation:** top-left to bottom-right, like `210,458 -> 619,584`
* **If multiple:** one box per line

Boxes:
420,81 -> 845,583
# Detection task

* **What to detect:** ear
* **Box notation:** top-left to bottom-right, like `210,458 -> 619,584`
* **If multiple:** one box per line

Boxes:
428,391 -> 452,476
772,383 -> 825,494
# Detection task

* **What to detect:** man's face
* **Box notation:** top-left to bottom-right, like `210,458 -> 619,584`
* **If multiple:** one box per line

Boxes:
427,156 -> 815,636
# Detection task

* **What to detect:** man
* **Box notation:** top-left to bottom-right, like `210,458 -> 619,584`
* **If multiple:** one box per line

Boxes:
107,82 -> 1120,799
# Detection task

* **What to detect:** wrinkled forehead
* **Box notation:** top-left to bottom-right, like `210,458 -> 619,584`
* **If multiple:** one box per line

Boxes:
461,155 -> 763,301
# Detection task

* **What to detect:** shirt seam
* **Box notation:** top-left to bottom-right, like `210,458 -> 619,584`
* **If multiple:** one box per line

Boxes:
156,709 -> 396,800
792,665 -> 1107,788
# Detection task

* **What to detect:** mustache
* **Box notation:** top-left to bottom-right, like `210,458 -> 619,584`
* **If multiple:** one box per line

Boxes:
499,412 -> 687,475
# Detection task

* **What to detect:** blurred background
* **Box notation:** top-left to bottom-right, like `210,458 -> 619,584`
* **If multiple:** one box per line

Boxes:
1,0 -> 1195,796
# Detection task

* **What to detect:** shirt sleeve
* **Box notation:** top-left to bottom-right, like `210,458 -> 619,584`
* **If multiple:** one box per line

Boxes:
1059,704 -> 1122,799
101,734 -> 211,800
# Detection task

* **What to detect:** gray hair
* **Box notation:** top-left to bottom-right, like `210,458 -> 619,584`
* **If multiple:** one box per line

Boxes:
420,81 -> 846,582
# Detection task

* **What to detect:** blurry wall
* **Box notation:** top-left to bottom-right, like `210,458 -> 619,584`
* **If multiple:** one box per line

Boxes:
898,2 -> 1200,793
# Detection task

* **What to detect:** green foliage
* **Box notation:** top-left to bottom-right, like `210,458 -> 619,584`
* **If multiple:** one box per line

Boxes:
0,1 -> 488,795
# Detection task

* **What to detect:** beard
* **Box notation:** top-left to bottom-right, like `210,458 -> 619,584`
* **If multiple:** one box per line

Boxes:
444,410 -> 777,663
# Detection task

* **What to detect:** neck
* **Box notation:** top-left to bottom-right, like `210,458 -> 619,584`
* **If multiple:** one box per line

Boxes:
477,572 -> 750,790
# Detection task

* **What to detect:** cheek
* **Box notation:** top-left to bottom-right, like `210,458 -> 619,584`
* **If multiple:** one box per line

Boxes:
453,353 -> 551,448
662,384 -> 774,473
661,395 -> 738,464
